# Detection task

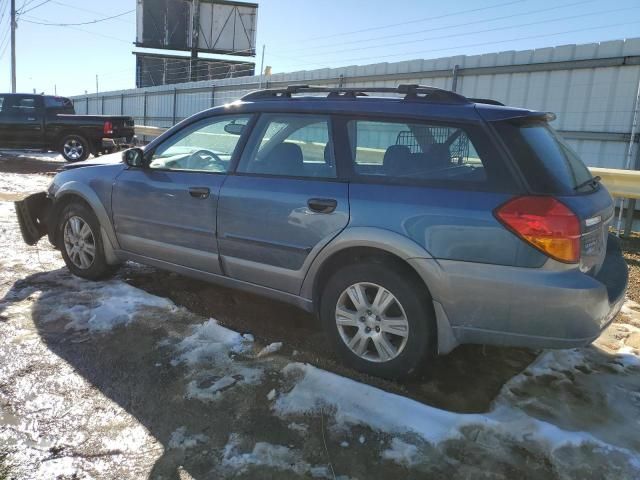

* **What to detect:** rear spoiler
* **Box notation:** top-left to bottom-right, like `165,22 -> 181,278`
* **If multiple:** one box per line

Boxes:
476,105 -> 556,124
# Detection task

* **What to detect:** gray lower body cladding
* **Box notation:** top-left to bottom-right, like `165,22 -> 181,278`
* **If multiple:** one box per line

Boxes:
410,235 -> 628,351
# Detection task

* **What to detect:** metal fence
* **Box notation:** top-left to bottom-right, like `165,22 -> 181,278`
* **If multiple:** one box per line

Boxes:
71,37 -> 640,172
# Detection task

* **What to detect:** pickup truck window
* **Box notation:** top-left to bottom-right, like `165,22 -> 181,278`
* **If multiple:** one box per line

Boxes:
9,97 -> 38,113
44,96 -> 73,111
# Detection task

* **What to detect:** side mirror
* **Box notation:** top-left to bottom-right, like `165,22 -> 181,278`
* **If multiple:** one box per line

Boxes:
224,122 -> 245,135
123,147 -> 145,168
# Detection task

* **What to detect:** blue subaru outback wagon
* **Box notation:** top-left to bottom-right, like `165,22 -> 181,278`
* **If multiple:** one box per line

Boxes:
16,84 -> 628,379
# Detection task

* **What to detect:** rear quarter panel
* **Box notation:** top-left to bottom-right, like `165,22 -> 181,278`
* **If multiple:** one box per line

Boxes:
348,183 -> 547,267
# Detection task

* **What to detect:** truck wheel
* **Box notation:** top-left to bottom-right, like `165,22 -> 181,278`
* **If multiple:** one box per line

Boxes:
60,134 -> 90,162
57,201 -> 117,280
320,262 -> 435,380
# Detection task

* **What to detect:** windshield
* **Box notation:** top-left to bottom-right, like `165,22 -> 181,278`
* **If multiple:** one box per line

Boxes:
495,121 -> 594,194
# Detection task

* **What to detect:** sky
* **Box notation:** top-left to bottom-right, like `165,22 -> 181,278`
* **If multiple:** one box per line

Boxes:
0,0 -> 639,96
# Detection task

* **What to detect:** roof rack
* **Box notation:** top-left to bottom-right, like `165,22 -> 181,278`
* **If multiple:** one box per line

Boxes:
240,84 -> 470,104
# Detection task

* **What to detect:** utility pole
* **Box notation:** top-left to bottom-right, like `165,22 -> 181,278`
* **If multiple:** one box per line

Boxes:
10,0 -> 16,93
190,0 -> 200,82
95,74 -> 99,95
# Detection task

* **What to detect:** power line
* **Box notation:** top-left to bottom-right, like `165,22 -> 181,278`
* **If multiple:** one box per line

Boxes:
20,7 -> 133,26
276,0 -> 527,43
21,14 -> 132,42
291,5 -> 640,60
18,0 -> 50,15
277,0 -> 598,54
278,20 -> 640,71
49,0 -> 134,23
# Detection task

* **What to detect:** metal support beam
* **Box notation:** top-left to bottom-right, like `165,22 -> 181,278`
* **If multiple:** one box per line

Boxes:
10,0 -> 16,93
451,64 -> 459,92
172,88 -> 178,125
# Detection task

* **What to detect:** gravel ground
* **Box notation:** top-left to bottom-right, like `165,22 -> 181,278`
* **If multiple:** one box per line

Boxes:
1,152 -> 639,479
620,234 -> 640,304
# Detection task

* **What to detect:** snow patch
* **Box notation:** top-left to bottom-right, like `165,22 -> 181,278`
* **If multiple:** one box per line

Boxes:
168,426 -> 208,450
221,433 -> 331,478
43,281 -> 177,332
171,319 -> 263,401
275,362 -> 640,461
257,342 -> 283,358
172,319 -> 249,367
381,438 -> 419,467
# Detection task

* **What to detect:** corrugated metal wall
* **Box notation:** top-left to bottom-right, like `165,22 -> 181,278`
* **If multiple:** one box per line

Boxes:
71,37 -> 640,169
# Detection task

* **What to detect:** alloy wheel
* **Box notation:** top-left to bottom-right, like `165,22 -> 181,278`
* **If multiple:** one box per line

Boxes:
335,282 -> 409,363
63,216 -> 96,269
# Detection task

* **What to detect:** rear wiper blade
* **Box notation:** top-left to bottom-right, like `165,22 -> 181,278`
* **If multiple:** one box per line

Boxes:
574,175 -> 601,191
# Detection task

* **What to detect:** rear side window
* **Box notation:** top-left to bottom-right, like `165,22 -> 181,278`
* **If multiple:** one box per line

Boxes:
494,122 -> 593,194
345,119 -> 508,188
44,96 -> 74,111
238,114 -> 336,178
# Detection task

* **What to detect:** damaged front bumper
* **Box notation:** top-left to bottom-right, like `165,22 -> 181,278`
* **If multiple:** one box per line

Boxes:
15,192 -> 52,245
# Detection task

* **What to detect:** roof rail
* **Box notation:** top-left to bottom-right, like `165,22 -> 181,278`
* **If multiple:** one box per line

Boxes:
240,84 -> 470,104
468,97 -> 505,106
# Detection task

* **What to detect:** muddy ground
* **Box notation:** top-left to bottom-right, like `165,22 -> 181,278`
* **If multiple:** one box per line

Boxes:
1,151 -> 639,480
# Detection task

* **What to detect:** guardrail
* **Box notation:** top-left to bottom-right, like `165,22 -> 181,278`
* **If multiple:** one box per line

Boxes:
135,125 -> 168,138
589,167 -> 640,199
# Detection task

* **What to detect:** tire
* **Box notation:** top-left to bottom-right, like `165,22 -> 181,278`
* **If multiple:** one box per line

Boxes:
57,201 -> 117,280
60,134 -> 90,162
320,261 -> 435,380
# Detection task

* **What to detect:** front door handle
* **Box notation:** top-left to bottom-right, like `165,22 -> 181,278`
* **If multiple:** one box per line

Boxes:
307,198 -> 337,213
189,186 -> 210,199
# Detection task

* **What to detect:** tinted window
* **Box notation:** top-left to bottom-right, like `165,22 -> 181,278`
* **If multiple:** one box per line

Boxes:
237,114 -> 336,178
11,97 -> 36,111
495,122 -> 593,193
347,120 -> 489,184
149,114 -> 251,173
0,96 -> 4,113
44,96 -> 74,111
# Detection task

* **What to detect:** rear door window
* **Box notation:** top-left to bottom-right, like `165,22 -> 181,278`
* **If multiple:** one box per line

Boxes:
494,121 -> 593,194
237,114 -> 336,178
345,119 -> 508,188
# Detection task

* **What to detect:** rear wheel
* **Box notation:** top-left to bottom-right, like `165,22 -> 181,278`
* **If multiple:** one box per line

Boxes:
60,134 -> 90,162
320,261 -> 435,379
57,202 -> 117,280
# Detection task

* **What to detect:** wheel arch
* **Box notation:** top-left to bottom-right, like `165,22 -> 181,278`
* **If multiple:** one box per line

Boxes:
49,182 -> 120,264
301,227 -> 459,355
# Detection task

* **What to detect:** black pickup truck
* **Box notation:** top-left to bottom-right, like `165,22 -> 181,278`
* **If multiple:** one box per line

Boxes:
0,93 -> 135,162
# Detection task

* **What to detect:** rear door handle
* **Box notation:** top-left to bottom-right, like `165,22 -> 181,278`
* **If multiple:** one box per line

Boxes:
307,198 -> 337,213
189,187 -> 210,199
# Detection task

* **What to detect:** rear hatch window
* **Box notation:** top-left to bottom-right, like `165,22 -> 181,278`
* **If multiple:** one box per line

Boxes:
494,121 -> 594,195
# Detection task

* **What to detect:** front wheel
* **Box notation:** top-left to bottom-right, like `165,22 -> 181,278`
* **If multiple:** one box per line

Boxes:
60,134 -> 90,162
57,202 -> 117,280
320,262 -> 436,379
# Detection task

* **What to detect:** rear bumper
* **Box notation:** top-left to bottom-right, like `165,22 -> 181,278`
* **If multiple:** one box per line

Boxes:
101,135 -> 135,150
411,235 -> 628,352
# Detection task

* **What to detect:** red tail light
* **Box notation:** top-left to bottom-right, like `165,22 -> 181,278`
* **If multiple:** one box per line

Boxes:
495,196 -> 581,263
103,121 -> 113,135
